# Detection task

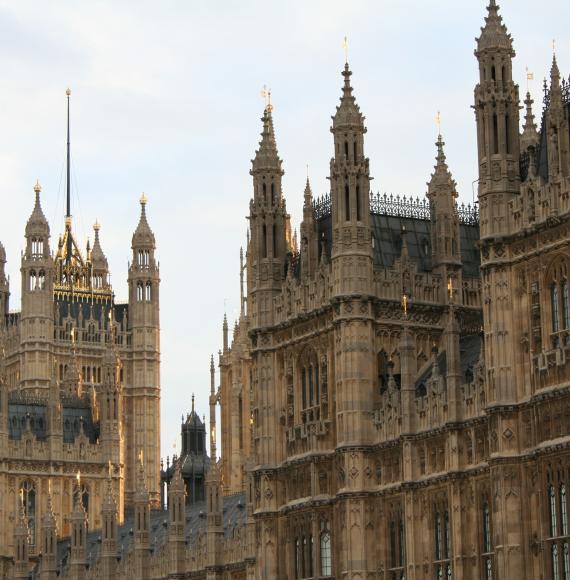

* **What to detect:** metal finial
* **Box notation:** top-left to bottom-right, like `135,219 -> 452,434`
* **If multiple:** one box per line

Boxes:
342,36 -> 349,64
140,192 -> 148,206
66,88 -> 71,97
93,220 -> 101,232
33,179 -> 41,194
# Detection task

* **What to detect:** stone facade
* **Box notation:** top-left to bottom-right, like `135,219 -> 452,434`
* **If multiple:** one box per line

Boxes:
0,173 -> 161,575
3,1 -> 570,579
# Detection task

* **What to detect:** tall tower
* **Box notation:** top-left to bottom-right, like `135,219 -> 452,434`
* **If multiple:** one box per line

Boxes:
329,61 -> 375,577
248,103 -> 289,329
474,0 -> 520,239
330,62 -> 373,294
20,181 -> 54,392
127,195 -> 161,506
0,241 -> 8,322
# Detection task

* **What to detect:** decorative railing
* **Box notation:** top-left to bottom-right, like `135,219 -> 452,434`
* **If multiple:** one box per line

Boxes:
313,192 -> 479,225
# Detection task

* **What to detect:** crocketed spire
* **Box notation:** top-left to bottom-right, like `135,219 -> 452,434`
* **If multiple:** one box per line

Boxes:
549,54 -> 563,109
476,0 -> 514,55
132,194 -> 155,248
520,92 -> 540,150
0,241 -> 5,263
427,134 -> 457,201
25,180 -> 50,239
303,177 -> 313,210
332,63 -> 365,130
91,221 -> 108,270
251,106 -> 282,173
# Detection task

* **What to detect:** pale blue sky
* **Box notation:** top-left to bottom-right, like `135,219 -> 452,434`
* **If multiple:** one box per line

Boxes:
0,0 -> 567,458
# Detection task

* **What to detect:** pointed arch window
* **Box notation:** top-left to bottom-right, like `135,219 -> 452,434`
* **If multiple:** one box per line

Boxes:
271,182 -> 275,205
434,508 -> 452,579
356,184 -> 361,221
552,284 -> 561,334
145,281 -> 152,302
320,520 -> 332,577
136,282 -> 143,302
562,280 -> 570,330
262,225 -> 268,258
345,183 -> 350,221
547,471 -> 570,580
482,500 -> 494,580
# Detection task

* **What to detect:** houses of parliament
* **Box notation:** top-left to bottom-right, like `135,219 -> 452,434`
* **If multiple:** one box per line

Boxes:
1,0 -> 570,578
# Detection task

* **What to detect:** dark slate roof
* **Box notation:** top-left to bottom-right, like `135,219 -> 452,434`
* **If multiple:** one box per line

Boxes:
55,493 -> 247,574
55,299 -> 128,327
536,103 -> 570,183
317,213 -> 480,278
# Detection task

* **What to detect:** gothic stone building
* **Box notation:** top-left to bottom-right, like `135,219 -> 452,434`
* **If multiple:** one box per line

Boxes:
4,1 -> 570,579
0,129 -> 162,577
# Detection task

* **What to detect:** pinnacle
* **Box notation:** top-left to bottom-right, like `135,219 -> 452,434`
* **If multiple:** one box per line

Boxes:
251,105 -> 282,173
132,194 -> 155,248
476,0 -> 513,54
521,91 -> 539,150
304,177 -> 313,209
91,221 -> 108,269
427,132 -> 457,199
26,181 -> 50,238
332,63 -> 364,130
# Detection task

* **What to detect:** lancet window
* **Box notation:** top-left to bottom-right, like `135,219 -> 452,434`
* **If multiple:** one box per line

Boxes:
320,520 -> 332,577
481,499 -> 494,580
547,259 -> 570,348
298,348 -> 323,424
433,506 -> 452,579
547,467 -> 570,580
388,506 -> 405,580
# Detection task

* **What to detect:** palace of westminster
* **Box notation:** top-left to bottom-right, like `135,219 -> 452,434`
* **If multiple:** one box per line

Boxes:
1,1 -> 570,578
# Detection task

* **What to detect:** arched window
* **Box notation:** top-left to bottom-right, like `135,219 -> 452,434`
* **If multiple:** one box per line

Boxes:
435,511 -> 442,560
482,502 -> 491,553
562,280 -> 570,330
551,485 -> 559,537
20,480 -> 36,546
262,225 -> 267,258
552,284 -> 561,333
295,538 -> 302,579
271,182 -> 275,205
356,184 -> 361,222
344,140 -> 349,157
561,484 -> 568,537
145,282 -> 152,302
262,182 -> 267,204
345,183 -> 350,221
320,521 -> 332,576
505,113 -> 511,154
29,270 -> 36,291
272,224 -> 276,258
491,65 -> 496,81
301,368 -> 307,410
353,141 -> 357,160
136,282 -> 143,302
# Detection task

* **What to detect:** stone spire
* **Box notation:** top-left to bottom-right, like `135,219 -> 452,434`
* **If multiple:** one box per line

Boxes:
39,486 -> 58,580
427,134 -> 457,199
520,92 -> 540,151
25,180 -> 50,241
332,63 -> 365,130
549,54 -> 563,111
69,474 -> 88,580
476,0 -> 514,55
223,313 -> 228,352
132,194 -> 156,248
167,458 -> 186,576
427,134 -> 462,270
100,465 -> 118,577
91,221 -> 108,270
13,493 -> 30,580
0,240 -> 8,319
303,177 -> 313,211
134,450 -> 150,579
251,106 -> 282,173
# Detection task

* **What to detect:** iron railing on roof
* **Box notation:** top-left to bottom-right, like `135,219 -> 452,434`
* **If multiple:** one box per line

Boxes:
313,192 -> 479,225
